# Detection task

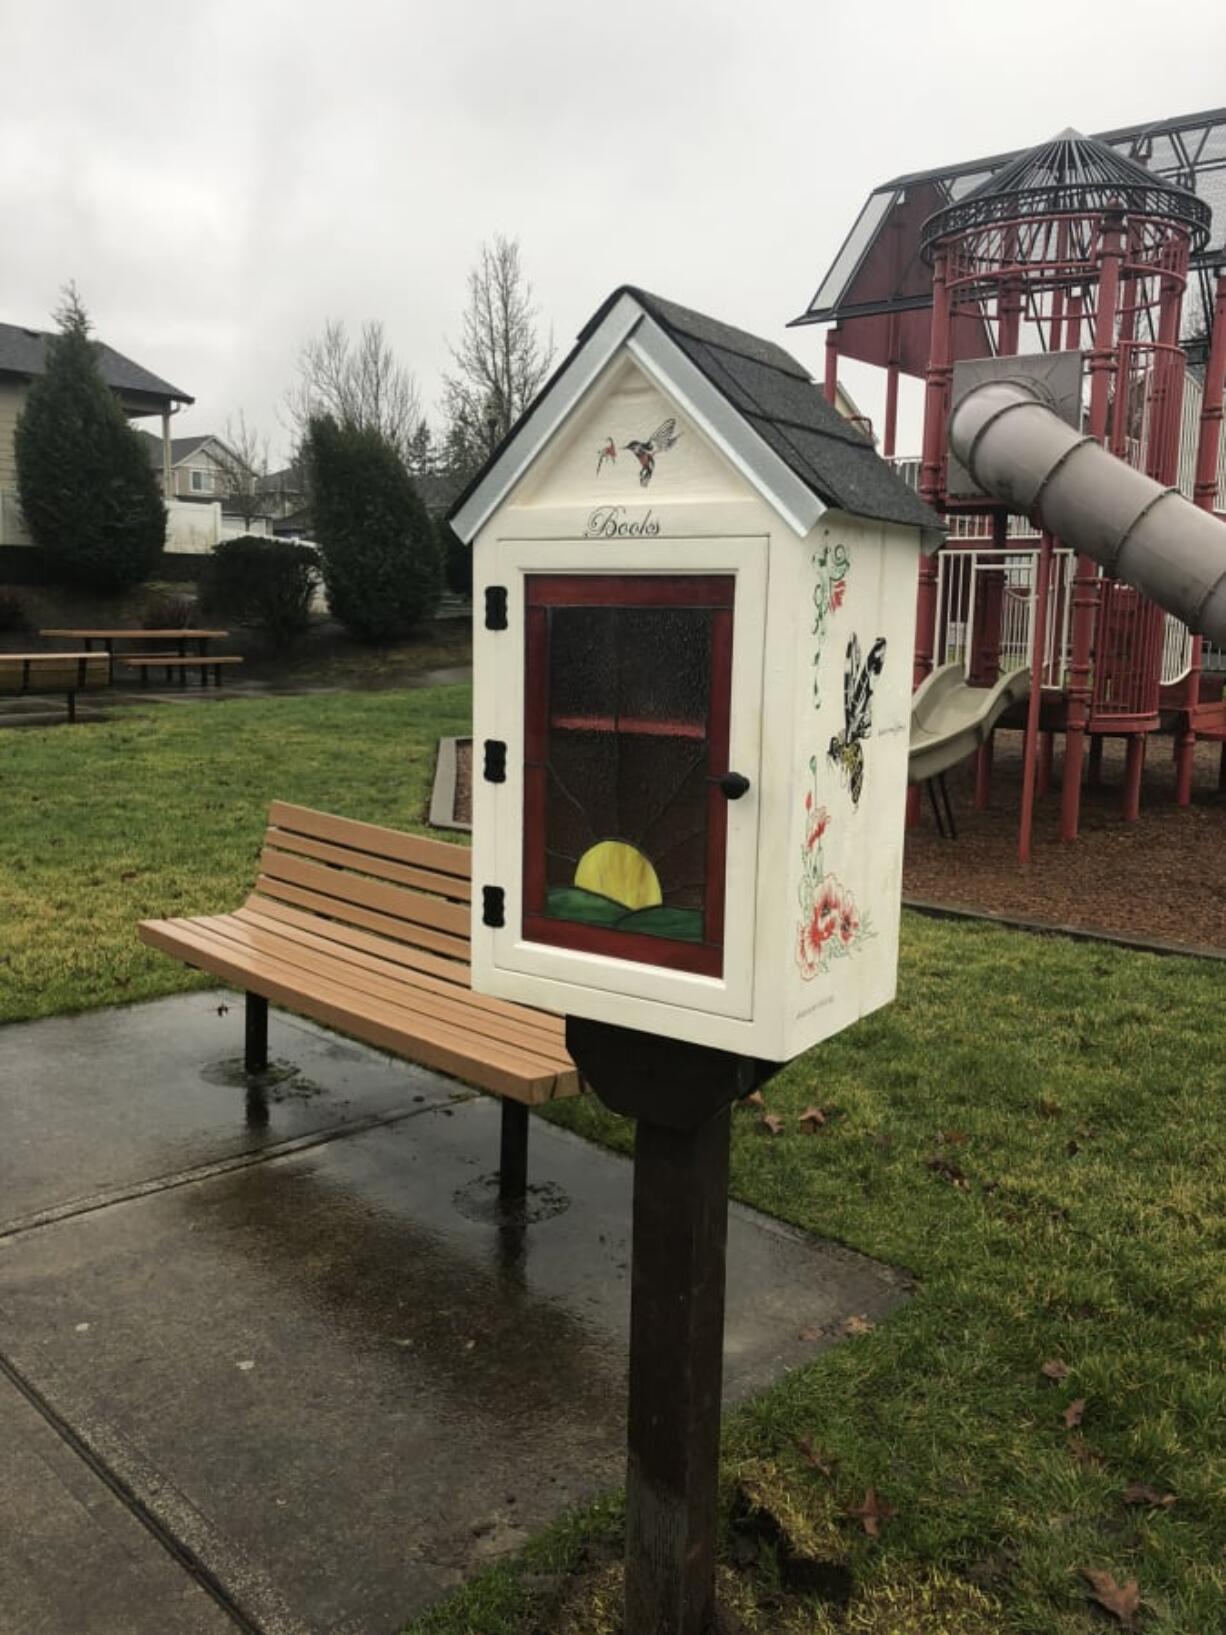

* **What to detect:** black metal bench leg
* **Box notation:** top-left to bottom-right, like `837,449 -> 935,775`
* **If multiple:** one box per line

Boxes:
499,1100 -> 529,1203
67,690 -> 76,724
245,993 -> 269,1073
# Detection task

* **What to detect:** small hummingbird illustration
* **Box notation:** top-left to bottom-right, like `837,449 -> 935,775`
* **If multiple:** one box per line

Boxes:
596,436 -> 617,475
624,418 -> 682,486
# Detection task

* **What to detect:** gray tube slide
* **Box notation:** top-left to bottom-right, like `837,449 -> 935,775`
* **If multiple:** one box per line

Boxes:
948,380 -> 1226,644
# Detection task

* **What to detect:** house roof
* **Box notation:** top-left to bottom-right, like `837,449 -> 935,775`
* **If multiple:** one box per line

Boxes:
0,322 -> 193,405
136,430 -> 219,466
448,285 -> 942,543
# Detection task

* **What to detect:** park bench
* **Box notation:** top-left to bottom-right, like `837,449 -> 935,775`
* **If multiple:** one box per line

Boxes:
122,655 -> 244,688
0,652 -> 110,721
138,801 -> 581,1196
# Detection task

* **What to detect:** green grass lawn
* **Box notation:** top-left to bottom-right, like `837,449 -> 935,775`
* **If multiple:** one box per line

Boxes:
2,691 -> 1223,1634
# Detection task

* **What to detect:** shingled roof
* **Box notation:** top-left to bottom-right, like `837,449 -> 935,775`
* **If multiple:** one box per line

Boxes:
615,288 -> 940,534
0,322 -> 193,406
449,286 -> 940,540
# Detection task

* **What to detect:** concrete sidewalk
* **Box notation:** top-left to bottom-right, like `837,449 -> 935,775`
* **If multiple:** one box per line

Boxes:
0,994 -> 908,1635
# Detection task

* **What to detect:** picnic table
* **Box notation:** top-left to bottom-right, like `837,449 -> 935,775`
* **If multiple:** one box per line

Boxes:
40,627 -> 228,657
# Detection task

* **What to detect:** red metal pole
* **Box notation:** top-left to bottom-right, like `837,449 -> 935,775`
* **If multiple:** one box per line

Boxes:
824,328 -> 841,407
909,250 -> 952,828
1019,531 -> 1055,865
1176,271 -> 1226,805
883,361 -> 900,459
1060,207 -> 1125,843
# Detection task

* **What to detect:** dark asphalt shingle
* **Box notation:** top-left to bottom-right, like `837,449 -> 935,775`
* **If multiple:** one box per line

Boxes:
0,322 -> 192,404
623,286 -> 942,535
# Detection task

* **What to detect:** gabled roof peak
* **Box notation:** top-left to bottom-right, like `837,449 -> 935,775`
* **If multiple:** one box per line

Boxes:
449,286 -> 942,544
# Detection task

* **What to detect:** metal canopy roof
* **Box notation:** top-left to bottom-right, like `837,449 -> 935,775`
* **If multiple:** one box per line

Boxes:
790,107 -> 1226,373
919,128 -> 1212,260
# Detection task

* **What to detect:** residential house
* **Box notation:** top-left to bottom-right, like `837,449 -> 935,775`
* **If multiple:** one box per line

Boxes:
135,431 -> 273,533
0,321 -> 192,548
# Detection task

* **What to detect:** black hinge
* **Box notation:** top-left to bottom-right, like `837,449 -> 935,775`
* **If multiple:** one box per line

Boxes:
484,585 -> 508,630
483,739 -> 507,783
482,886 -> 505,928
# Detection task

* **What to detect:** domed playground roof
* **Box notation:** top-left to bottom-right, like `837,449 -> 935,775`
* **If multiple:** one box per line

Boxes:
919,128 -> 1212,260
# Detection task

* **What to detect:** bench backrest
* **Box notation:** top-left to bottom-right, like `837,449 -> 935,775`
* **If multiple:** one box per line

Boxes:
0,654 -> 110,695
251,801 -> 472,965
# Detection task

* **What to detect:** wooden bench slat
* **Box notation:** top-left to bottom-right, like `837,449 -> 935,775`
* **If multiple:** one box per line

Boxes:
233,904 -> 561,1040
239,897 -> 472,986
122,655 -> 244,666
266,828 -> 472,903
252,875 -> 471,963
268,801 -> 472,881
139,918 -> 575,1102
257,850 -> 469,940
189,914 -> 573,1064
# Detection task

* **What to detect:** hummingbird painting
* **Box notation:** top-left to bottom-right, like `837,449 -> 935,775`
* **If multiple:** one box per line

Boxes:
623,418 -> 682,486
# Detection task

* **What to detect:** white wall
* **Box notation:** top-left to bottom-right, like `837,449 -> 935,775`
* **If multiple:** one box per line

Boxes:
165,500 -> 271,553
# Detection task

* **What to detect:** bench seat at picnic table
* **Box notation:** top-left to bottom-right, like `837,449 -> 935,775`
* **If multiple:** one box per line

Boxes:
138,801 -> 579,1108
0,652 -> 111,720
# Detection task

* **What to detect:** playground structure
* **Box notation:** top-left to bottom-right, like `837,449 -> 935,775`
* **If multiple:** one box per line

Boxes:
792,110 -> 1226,860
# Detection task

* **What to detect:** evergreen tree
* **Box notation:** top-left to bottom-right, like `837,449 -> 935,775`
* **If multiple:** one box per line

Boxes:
304,414 -> 440,641
15,286 -> 166,591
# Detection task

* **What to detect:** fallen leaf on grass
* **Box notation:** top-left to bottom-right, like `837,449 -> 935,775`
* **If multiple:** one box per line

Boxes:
798,1106 -> 828,1130
1069,1436 -> 1106,1468
761,1113 -> 784,1136
936,1128 -> 968,1146
1080,1568 -> 1142,1630
842,1314 -> 875,1337
1063,1398 -> 1087,1429
794,1435 -> 837,1479
926,1154 -> 969,1188
845,1488 -> 895,1537
744,1090 -> 765,1108
1042,1359 -> 1070,1383
1122,1481 -> 1175,1509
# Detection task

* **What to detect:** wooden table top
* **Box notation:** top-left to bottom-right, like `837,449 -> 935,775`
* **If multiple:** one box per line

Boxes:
39,628 -> 229,639
3,652 -> 104,661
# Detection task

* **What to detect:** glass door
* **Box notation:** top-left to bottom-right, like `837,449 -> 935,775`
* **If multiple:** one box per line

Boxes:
522,575 -> 736,978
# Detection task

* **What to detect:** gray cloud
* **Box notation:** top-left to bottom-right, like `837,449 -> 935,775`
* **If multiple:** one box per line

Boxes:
4,0 -> 1223,461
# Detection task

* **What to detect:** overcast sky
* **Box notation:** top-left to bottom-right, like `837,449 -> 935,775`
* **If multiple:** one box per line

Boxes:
4,0 -> 1224,464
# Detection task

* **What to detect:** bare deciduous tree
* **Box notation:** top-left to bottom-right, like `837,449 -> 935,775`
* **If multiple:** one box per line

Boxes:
211,411 -> 271,531
286,319 -> 422,462
441,236 -> 555,475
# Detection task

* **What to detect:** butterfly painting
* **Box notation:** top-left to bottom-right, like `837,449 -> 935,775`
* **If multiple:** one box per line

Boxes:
827,634 -> 887,806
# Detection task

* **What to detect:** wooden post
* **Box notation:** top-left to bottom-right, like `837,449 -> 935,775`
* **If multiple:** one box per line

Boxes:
625,1108 -> 731,1635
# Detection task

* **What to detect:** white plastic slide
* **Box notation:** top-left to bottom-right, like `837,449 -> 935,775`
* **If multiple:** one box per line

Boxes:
909,662 -> 1031,785
948,379 -> 1226,642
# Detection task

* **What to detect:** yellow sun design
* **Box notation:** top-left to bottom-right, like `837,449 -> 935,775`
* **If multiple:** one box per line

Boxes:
574,841 -> 662,911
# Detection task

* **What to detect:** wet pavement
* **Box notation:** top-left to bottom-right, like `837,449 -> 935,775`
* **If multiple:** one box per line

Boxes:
0,993 -> 907,1635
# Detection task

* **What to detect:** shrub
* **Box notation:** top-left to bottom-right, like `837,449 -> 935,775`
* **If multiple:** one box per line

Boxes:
200,535 -> 320,647
0,588 -> 29,634
15,287 -> 166,591
438,512 -> 471,599
303,416 -> 440,641
142,593 -> 196,630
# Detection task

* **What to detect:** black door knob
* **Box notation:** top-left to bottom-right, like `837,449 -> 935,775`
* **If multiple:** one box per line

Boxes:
718,771 -> 751,800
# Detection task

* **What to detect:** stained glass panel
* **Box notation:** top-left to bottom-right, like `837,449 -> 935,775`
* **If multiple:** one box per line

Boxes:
523,576 -> 734,978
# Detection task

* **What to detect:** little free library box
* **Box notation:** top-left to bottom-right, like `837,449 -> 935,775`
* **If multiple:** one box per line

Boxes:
450,287 -> 942,1063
